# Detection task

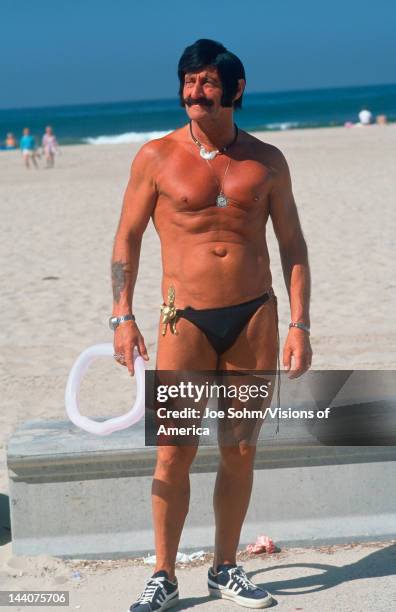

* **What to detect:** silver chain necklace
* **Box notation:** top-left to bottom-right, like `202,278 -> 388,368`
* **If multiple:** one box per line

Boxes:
189,120 -> 238,160
189,121 -> 237,207
204,157 -> 232,208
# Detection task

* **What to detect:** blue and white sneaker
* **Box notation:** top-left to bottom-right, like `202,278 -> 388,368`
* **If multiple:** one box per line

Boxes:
128,570 -> 179,611
208,564 -> 273,608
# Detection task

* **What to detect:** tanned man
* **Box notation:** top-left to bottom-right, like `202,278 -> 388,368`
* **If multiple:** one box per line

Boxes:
111,39 -> 312,611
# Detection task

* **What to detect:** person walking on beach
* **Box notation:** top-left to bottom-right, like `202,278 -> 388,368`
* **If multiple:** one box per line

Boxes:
41,125 -> 58,168
111,39 -> 311,611
20,128 -> 38,169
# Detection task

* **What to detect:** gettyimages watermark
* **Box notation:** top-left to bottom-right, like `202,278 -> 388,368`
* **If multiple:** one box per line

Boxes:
144,370 -> 396,446
155,381 -> 332,422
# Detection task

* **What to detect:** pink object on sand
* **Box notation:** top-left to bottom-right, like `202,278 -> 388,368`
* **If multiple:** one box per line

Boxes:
246,535 -> 276,554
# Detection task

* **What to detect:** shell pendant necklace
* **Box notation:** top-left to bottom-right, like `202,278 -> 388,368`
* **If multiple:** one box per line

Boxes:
189,121 -> 238,207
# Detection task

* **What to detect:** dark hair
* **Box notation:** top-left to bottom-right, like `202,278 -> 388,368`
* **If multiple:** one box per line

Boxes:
178,39 -> 245,109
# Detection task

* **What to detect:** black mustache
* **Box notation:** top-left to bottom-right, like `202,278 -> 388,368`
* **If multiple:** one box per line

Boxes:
184,97 -> 214,107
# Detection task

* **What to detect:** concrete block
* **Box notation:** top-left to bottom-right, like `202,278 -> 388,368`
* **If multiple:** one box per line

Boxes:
7,417 -> 396,558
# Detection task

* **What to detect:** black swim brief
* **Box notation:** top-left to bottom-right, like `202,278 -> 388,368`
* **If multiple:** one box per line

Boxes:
176,289 -> 274,355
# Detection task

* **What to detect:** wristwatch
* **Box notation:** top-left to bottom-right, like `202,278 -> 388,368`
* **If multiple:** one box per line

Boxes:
109,314 -> 135,330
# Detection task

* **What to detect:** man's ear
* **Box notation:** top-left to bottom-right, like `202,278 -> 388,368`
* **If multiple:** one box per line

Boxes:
234,78 -> 246,103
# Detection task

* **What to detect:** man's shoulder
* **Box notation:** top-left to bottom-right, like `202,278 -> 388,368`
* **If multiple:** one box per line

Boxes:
241,130 -> 286,162
134,127 -> 186,160
241,130 -> 289,180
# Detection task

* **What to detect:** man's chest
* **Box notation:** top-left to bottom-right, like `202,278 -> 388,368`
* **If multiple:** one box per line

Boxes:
156,154 -> 273,213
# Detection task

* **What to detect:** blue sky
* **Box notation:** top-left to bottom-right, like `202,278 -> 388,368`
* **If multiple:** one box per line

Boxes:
1,0 -> 395,109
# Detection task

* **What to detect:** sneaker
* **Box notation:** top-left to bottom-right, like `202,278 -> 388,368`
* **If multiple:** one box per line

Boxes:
208,564 -> 273,609
128,570 -> 179,611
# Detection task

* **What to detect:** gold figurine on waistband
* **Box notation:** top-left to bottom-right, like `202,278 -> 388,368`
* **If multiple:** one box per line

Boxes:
160,285 -> 178,336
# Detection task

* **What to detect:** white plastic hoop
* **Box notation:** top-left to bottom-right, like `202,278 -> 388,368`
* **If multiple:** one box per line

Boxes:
65,343 -> 145,435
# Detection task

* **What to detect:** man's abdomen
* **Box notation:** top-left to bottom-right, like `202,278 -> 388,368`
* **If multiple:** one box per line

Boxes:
161,240 -> 272,308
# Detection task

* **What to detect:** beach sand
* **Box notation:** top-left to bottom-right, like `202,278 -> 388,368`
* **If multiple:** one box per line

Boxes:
1,124 -> 395,604
1,541 -> 396,611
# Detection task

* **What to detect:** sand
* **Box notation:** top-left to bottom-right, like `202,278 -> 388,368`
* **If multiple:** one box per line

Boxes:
1,124 -> 395,607
1,541 -> 396,611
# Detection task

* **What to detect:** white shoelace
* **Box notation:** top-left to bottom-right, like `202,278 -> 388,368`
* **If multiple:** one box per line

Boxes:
229,567 -> 257,591
137,577 -> 166,604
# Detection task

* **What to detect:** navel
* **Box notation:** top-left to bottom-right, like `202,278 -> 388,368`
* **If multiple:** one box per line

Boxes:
213,246 -> 227,257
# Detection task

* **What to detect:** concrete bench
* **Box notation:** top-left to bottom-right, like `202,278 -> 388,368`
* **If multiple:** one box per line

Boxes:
7,411 -> 396,558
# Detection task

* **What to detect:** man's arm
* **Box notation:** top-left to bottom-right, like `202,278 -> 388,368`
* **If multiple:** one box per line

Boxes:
111,143 -> 159,375
269,149 -> 312,378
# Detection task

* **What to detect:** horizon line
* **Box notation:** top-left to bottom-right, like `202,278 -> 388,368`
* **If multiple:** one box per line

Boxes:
1,81 -> 395,114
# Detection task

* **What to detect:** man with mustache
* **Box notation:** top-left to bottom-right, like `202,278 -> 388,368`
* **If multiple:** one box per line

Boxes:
111,39 -> 312,610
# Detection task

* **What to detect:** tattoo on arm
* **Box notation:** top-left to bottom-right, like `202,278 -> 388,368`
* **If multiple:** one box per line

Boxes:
112,261 -> 128,303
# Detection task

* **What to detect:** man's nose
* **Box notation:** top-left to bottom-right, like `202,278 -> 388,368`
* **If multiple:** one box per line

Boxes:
191,80 -> 204,98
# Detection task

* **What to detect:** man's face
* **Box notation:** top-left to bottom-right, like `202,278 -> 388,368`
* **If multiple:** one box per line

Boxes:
182,66 -> 224,120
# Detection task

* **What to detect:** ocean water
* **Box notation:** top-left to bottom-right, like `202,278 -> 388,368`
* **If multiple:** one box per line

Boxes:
1,83 -> 395,146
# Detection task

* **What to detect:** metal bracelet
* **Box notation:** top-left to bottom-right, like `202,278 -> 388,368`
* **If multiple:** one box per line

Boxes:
118,314 -> 135,324
289,321 -> 310,334
109,314 -> 136,330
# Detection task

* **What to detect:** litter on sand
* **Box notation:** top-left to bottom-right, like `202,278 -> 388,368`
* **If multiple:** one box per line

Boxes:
71,570 -> 83,580
246,535 -> 276,554
143,551 -> 206,565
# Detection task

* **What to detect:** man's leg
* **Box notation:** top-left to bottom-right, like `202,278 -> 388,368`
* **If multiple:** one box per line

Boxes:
153,316 -> 218,579
213,442 -> 256,569
152,445 -> 197,579
213,296 -> 278,570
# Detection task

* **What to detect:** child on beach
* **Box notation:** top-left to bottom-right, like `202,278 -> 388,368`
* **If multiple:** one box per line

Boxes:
20,128 -> 38,169
41,125 -> 59,168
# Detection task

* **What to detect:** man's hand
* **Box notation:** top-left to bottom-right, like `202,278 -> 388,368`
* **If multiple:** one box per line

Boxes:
283,328 -> 312,379
113,321 -> 149,376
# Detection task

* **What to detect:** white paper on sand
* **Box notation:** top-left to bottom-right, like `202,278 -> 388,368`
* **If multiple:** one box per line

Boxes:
144,551 -> 206,565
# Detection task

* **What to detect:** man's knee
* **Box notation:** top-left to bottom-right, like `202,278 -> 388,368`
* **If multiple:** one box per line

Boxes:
155,445 -> 198,477
219,443 -> 256,473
